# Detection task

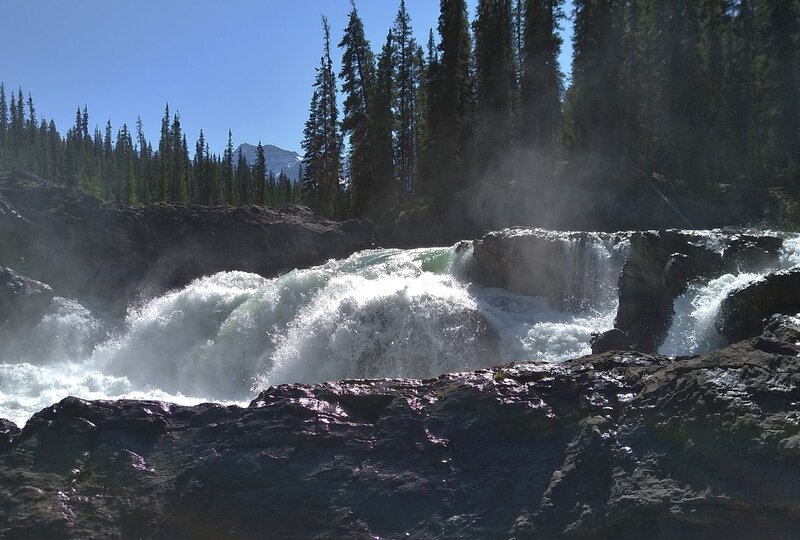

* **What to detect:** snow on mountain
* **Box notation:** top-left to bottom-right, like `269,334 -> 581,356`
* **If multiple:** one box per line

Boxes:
235,143 -> 303,182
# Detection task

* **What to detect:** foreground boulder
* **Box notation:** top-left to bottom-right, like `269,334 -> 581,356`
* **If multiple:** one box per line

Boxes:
1,335 -> 799,539
0,172 -> 373,314
716,269 -> 800,342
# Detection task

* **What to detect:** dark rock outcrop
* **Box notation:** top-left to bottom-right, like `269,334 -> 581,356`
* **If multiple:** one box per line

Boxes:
590,328 -> 629,354
0,172 -> 373,314
468,229 -> 627,310
469,228 -> 786,353
764,313 -> 800,343
0,266 -> 54,329
716,269 -> 800,342
616,230 -> 783,352
1,335 -> 799,539
616,231 -> 723,351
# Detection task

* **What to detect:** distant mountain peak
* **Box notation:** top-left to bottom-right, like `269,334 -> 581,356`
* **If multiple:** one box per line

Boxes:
235,143 -> 302,182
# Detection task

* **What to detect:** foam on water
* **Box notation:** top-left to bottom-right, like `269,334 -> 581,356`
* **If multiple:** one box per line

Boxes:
2,233 -> 628,425
660,231 -> 800,356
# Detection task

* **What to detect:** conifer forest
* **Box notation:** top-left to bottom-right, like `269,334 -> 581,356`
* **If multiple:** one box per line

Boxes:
1,0 -> 798,229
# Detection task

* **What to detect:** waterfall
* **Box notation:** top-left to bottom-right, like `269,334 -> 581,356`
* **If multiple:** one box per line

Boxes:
659,232 -> 800,356
0,233 -> 624,425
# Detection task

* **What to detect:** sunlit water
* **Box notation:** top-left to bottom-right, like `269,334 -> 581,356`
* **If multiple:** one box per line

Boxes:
0,233 -> 629,426
660,233 -> 800,355
3,230 -> 798,427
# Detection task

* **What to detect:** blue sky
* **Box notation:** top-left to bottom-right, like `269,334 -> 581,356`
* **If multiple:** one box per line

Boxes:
0,1 -> 573,154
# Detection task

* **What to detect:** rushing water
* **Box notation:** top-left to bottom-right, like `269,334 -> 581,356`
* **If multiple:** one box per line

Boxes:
659,233 -> 800,355
0,233 -> 629,426
3,229 -> 799,427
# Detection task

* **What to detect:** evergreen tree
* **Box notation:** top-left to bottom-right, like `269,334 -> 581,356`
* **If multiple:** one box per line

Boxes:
170,112 -> 187,202
391,0 -> 419,200
254,141 -> 267,205
339,0 -> 376,218
194,129 -> 208,204
223,129 -> 235,205
277,171 -> 292,204
115,123 -> 137,205
761,0 -> 800,177
135,116 -> 152,205
430,0 -> 473,202
0,83 -> 7,149
301,16 -> 342,218
267,170 -> 278,205
156,104 -> 172,202
473,0 -> 518,165
564,0 -> 622,167
236,147 -> 250,204
519,0 -> 563,150
369,32 -> 398,215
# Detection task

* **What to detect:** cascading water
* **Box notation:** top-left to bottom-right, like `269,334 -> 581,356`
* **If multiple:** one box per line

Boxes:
0,233 -> 629,426
660,232 -> 800,356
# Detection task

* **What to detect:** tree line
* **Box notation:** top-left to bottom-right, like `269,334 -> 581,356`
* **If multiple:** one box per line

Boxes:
302,0 -> 799,226
1,0 -> 798,227
0,90 -> 300,207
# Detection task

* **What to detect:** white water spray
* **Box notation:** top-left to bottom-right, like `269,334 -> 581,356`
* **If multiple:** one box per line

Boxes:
660,232 -> 800,356
0,234 -> 629,426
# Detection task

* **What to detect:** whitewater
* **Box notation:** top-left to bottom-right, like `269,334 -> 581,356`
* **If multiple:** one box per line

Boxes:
2,230 -> 798,426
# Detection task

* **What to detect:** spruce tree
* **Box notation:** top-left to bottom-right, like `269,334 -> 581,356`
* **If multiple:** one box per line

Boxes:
115,123 -> 137,205
369,32 -> 397,215
223,129 -> 235,205
255,141 -> 267,205
156,104 -> 172,202
301,16 -> 342,218
430,0 -> 473,202
267,170 -> 278,205
339,1 -> 376,218
761,0 -> 800,177
236,147 -> 249,204
170,112 -> 187,202
473,0 -> 518,166
519,0 -> 563,151
135,116 -> 152,204
0,83 -> 7,149
391,0 -> 419,200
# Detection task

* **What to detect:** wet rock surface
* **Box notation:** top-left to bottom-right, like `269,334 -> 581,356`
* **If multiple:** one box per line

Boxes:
716,269 -> 800,343
468,228 -> 627,310
616,230 -> 783,352
1,335 -> 799,539
0,172 -> 373,314
469,228 -> 787,353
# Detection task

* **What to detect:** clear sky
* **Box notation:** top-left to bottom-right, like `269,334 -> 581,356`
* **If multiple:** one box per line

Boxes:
0,0 -> 573,154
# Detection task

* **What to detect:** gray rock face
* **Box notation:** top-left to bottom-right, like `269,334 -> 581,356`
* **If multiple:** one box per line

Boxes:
616,231 -> 723,351
468,229 -> 627,310
716,269 -> 800,342
0,172 -> 373,315
616,230 -> 783,352
0,266 -> 54,329
1,334 -> 799,539
469,228 -> 786,353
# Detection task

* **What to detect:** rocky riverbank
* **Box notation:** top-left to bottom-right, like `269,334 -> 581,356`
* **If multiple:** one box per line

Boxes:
2,175 -> 800,539
0,171 -> 373,315
1,330 -> 798,539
